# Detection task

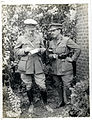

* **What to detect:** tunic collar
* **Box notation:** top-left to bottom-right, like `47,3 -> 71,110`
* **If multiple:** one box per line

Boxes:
24,33 -> 34,42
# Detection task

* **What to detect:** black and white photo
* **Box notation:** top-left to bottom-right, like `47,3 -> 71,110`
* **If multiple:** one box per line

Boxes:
1,0 -> 91,119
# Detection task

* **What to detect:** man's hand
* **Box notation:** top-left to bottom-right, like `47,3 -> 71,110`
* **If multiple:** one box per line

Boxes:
24,47 -> 31,53
66,57 -> 73,62
24,47 -> 32,55
53,54 -> 58,59
40,48 -> 46,53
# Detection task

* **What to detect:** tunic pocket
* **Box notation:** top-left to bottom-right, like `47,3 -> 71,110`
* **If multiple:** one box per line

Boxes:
18,58 -> 27,72
62,59 -> 73,72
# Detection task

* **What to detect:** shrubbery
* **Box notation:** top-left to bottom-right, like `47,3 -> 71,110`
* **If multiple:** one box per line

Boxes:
69,79 -> 90,117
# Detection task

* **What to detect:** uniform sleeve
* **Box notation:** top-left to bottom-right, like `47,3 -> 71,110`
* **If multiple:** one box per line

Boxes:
48,41 -> 55,58
14,36 -> 25,56
40,35 -> 45,48
67,39 -> 81,61
39,35 -> 46,54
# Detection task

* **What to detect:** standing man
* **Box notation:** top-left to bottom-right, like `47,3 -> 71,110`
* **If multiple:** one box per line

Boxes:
14,19 -> 53,113
48,23 -> 81,108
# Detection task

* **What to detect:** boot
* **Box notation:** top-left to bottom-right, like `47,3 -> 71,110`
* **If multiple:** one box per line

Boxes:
64,87 -> 71,105
28,104 -> 34,114
40,89 -> 47,105
57,101 -> 65,108
56,85 -> 65,108
27,89 -> 34,113
52,75 -> 65,108
40,89 -> 53,113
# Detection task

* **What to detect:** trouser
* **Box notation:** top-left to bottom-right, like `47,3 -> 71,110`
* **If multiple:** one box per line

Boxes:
53,75 -> 64,103
53,74 -> 73,104
21,73 -> 47,105
62,74 -> 73,103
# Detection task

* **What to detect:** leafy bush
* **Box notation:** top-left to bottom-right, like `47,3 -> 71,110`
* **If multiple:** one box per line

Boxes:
69,79 -> 90,117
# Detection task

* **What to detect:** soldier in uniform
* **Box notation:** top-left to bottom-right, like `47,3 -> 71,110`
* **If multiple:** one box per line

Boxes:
48,23 -> 81,108
14,19 -> 53,113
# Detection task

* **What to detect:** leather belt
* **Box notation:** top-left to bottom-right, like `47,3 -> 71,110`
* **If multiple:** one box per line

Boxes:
58,54 -> 67,59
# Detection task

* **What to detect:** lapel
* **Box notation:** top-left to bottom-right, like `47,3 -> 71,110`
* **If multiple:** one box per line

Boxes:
56,34 -> 62,46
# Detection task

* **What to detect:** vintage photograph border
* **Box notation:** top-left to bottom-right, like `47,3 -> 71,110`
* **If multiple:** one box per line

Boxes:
0,0 -> 92,120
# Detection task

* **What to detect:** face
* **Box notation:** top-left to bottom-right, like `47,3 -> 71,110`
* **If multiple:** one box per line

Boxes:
25,25 -> 36,36
50,29 -> 60,39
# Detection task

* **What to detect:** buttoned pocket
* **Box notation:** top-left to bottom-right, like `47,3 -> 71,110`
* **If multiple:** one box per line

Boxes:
62,59 -> 73,72
18,57 -> 28,72
56,46 -> 66,54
